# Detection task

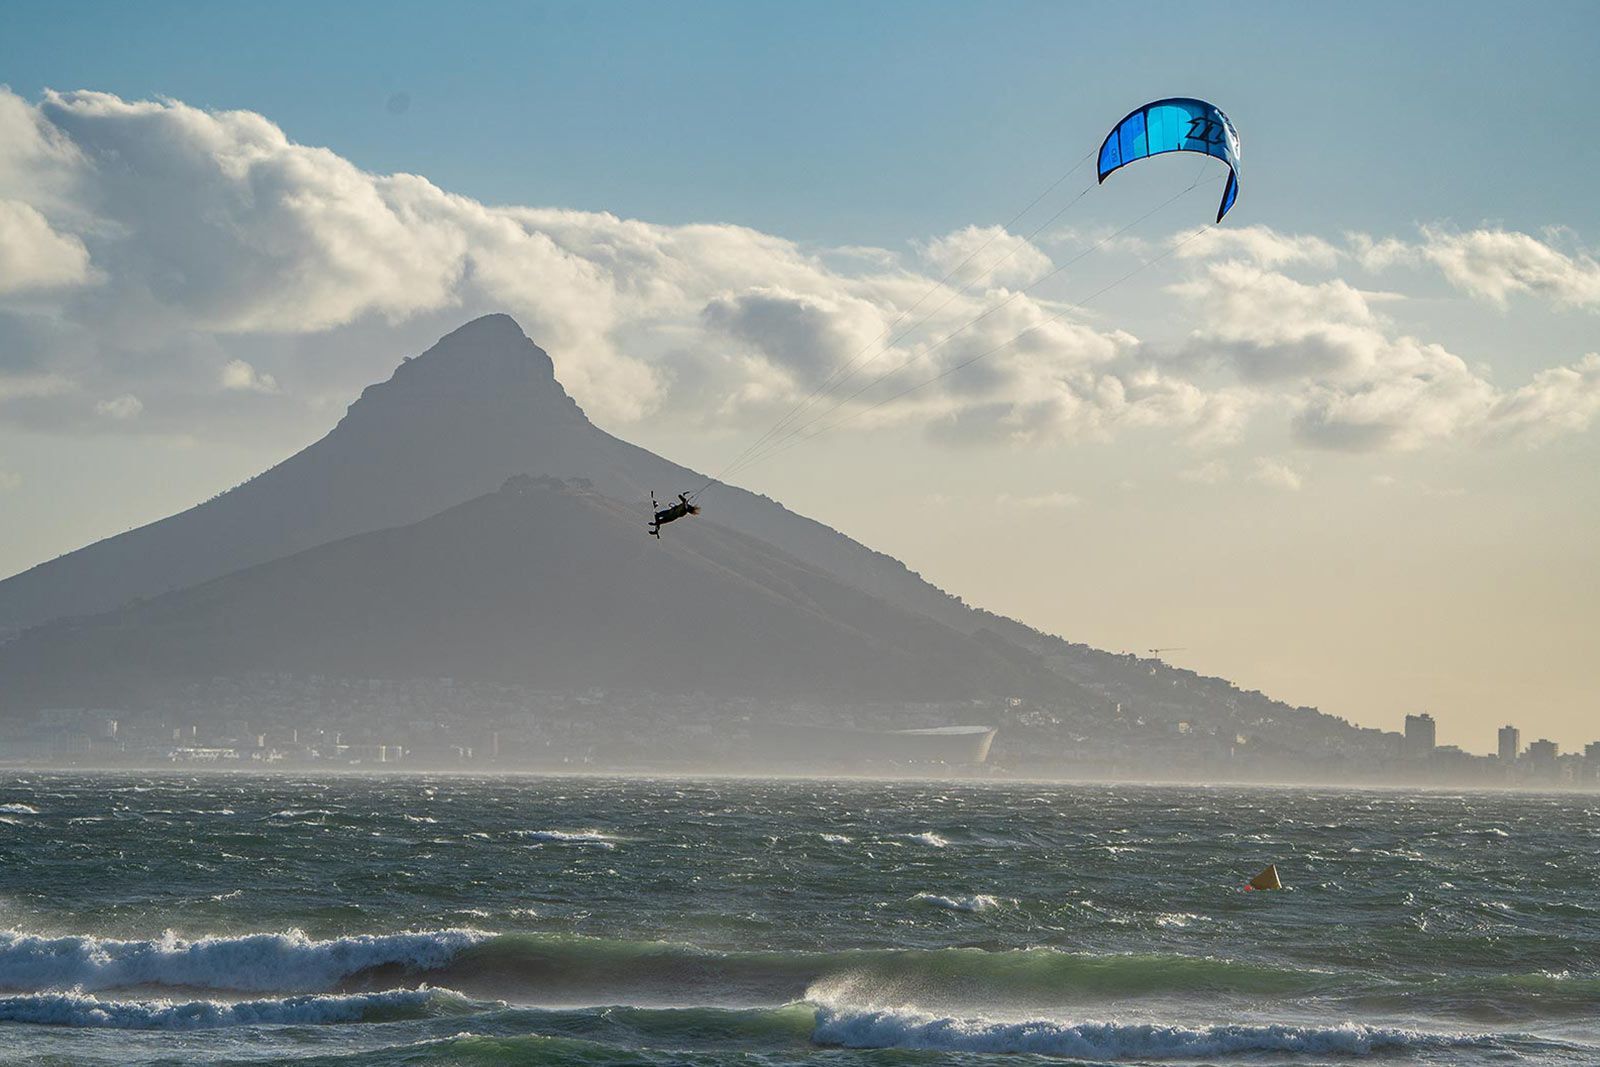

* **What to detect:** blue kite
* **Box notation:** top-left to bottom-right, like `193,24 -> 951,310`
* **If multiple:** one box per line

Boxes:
1098,98 -> 1241,222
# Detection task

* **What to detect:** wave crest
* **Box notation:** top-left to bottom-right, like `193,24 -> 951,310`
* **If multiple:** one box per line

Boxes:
813,1005 -> 1497,1058
0,986 -> 477,1029
0,928 -> 490,994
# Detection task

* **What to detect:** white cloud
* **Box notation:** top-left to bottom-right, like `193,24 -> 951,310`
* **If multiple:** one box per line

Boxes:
1485,352 -> 1600,443
94,393 -> 142,420
1175,262 -> 1598,451
0,199 -> 92,293
1355,227 -> 1600,311
220,358 -> 280,394
0,87 -> 1593,467
1176,225 -> 1339,268
1250,458 -> 1303,491
915,225 -> 1054,288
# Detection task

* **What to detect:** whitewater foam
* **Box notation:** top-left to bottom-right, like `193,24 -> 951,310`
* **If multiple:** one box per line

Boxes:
515,829 -> 616,848
0,804 -> 39,815
912,892 -> 1003,913
0,928 -> 490,993
813,1005 -> 1497,1058
0,986 -> 476,1029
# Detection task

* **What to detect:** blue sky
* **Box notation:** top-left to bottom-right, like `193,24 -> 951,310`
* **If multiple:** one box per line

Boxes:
2,2 -> 1598,747
5,0 -> 1596,244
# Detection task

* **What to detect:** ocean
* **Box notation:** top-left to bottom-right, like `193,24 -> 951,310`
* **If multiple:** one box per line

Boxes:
0,773 -> 1596,1065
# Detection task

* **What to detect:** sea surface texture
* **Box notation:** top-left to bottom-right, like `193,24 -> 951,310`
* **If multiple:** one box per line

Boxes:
1,774 -> 1596,1065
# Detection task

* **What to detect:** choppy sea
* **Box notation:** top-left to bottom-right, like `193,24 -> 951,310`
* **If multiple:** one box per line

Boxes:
0,773 -> 1596,1065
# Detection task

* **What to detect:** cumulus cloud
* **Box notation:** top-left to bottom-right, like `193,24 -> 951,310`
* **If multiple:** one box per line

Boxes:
220,358 -> 280,394
915,225 -> 1054,288
1355,227 -> 1600,311
1176,225 -> 1339,268
1485,352 -> 1600,443
7,88 -> 1146,434
1175,262 -> 1598,451
0,86 -> 1593,467
0,199 -> 92,293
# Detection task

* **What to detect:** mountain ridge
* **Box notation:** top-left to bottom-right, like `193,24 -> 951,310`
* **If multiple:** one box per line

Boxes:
0,314 -> 1394,768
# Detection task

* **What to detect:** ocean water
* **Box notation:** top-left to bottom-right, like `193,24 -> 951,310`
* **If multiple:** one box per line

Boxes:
1,774 -> 1597,1065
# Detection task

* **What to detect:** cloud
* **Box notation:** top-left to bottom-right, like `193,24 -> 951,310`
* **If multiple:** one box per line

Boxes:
1250,458 -> 1303,491
0,86 -> 1593,467
0,467 -> 19,490
1175,262 -> 1598,451
1484,352 -> 1600,443
220,358 -> 280,394
1356,227 -> 1600,311
94,393 -> 142,420
701,286 -> 885,385
1176,226 -> 1339,268
0,199 -> 92,293
915,225 -> 1054,288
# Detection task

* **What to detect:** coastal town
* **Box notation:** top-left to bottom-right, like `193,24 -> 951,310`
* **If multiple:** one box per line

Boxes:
2,673 -> 1595,787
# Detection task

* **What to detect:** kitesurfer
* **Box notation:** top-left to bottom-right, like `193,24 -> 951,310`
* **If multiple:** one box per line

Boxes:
649,492 -> 700,538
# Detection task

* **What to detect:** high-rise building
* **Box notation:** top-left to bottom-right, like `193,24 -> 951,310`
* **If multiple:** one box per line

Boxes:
1526,738 -> 1560,781
1498,725 -> 1521,762
1404,712 -> 1437,759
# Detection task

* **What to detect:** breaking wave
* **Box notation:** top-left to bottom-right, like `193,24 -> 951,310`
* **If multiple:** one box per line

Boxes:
812,1005 -> 1501,1059
514,829 -> 616,847
0,986 -> 478,1029
0,928 -> 490,994
912,892 -> 1004,913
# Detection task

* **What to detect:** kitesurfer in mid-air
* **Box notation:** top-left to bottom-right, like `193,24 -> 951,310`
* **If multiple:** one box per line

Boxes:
649,492 -> 700,538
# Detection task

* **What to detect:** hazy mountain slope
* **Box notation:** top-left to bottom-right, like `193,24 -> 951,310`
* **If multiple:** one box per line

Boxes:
0,314 -> 960,633
0,477 -> 1065,707
0,313 -> 1385,758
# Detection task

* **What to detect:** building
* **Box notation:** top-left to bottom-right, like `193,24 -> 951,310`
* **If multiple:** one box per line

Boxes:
1403,713 -> 1437,759
1525,738 -> 1560,782
1498,725 -> 1520,763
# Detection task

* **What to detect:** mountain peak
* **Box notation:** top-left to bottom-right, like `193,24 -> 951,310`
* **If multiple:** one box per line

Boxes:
346,312 -> 582,421
425,312 -> 532,352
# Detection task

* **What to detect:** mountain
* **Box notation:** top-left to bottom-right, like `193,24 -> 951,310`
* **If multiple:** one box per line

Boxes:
0,477 -> 1065,707
0,314 -> 1394,770
0,314 -> 958,634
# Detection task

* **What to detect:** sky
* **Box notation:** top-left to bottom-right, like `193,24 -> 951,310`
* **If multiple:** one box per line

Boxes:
1,1 -> 1597,750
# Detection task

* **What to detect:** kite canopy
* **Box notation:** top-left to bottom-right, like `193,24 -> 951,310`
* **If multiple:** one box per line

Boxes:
1098,98 -> 1241,222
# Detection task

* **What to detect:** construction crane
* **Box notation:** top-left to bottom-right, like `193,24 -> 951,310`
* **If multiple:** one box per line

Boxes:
1147,647 -> 1186,658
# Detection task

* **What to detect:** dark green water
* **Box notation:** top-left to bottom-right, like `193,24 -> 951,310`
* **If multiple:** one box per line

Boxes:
1,773 -> 1596,1064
